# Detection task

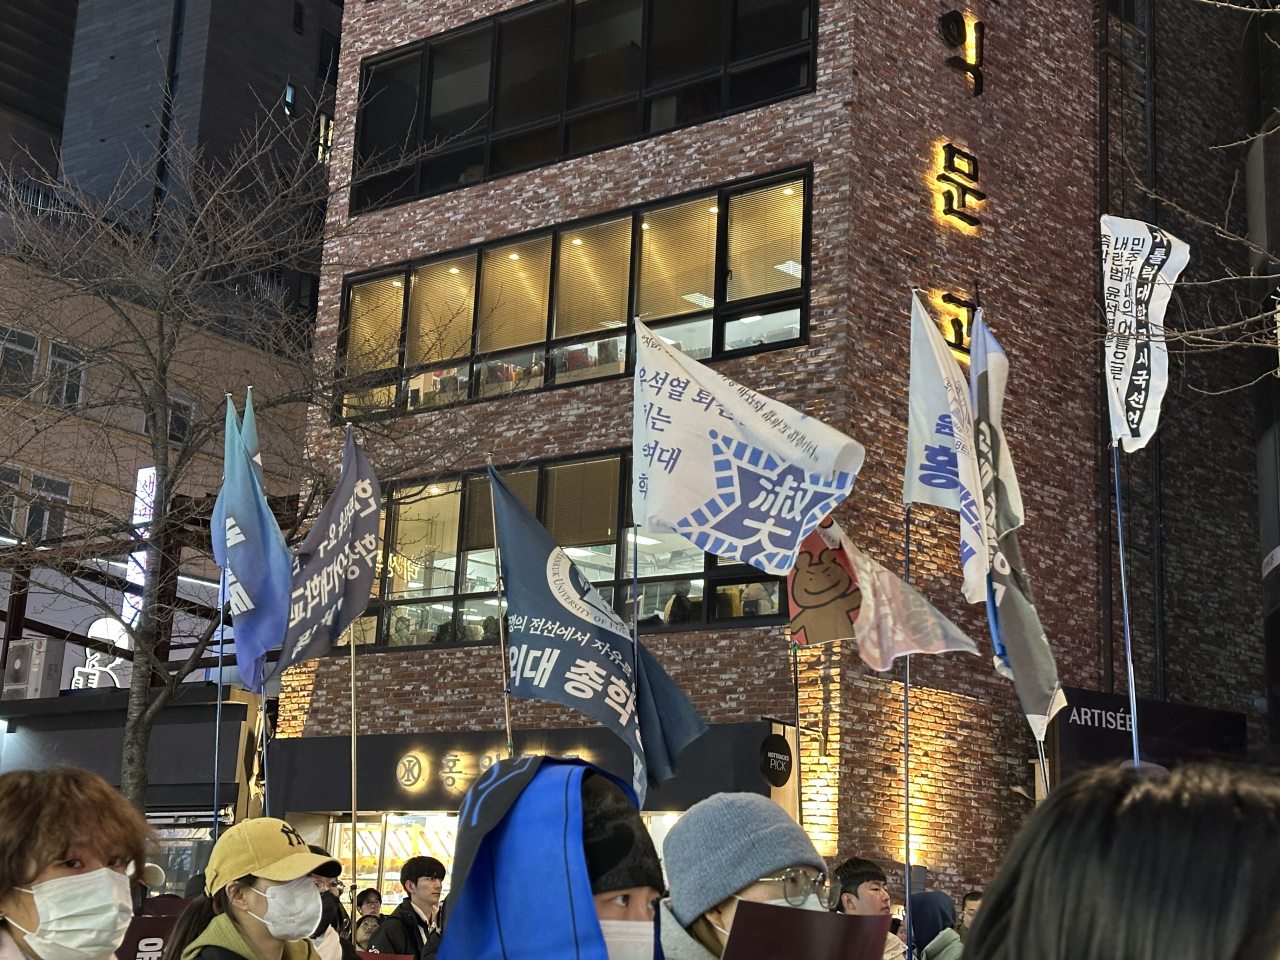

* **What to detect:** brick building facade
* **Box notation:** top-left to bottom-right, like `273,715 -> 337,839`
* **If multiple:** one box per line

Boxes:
273,0 -> 1265,906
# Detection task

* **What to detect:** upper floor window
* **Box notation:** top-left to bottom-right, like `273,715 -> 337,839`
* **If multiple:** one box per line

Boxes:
338,170 -> 808,418
26,474 -> 69,541
0,467 -> 19,541
0,326 -> 37,399
350,0 -> 815,212
345,450 -> 787,651
47,344 -> 84,410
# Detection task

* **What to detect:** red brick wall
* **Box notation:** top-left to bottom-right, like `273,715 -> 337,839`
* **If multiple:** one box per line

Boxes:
278,0 -> 1212,901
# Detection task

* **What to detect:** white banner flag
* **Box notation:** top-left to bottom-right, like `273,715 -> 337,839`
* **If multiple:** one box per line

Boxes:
844,532 -> 979,673
903,292 -> 988,603
633,321 -> 865,576
1100,215 -> 1190,453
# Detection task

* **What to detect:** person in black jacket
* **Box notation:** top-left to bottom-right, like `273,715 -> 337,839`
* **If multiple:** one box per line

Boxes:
369,858 -> 446,960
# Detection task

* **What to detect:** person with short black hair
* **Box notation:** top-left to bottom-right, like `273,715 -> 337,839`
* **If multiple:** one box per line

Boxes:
833,857 -> 902,960
355,889 -> 382,919
369,858 -> 447,960
957,890 -> 982,941
965,763 -> 1280,960
352,916 -> 380,951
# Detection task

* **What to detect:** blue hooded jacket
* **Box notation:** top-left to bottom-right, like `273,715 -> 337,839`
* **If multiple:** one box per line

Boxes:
438,756 -> 662,960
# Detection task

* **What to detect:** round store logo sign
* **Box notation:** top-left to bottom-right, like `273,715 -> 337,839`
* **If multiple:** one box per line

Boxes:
397,753 -> 425,789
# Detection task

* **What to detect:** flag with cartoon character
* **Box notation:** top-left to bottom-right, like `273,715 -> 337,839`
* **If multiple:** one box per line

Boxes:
633,321 -> 866,577
489,467 -> 706,805
789,518 -> 977,671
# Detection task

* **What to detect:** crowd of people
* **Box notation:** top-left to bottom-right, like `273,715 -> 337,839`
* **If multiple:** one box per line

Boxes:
2,760 -> 1280,960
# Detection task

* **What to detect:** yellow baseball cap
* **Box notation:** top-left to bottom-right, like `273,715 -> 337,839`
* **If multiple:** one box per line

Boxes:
204,818 -> 340,895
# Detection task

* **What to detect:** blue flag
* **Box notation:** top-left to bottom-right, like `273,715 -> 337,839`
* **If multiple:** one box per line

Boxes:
489,467 -> 706,803
211,394 -> 293,691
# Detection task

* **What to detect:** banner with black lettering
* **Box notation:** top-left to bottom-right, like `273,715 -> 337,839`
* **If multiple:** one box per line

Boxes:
1100,216 -> 1190,453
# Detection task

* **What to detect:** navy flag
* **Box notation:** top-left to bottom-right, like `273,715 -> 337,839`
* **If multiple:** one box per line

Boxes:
489,466 -> 706,803
267,428 -> 382,680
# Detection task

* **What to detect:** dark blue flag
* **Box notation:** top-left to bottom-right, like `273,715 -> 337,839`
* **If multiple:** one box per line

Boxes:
489,467 -> 706,803
266,428 -> 382,681
211,394 -> 292,692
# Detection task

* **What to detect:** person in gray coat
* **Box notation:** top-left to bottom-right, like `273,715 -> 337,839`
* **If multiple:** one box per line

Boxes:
659,793 -> 837,959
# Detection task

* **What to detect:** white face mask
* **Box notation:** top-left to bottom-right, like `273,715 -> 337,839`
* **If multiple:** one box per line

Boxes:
245,878 -> 323,942
8,868 -> 134,960
598,920 -> 654,960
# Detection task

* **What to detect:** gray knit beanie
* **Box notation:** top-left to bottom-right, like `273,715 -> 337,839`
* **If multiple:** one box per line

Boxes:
663,792 -> 826,927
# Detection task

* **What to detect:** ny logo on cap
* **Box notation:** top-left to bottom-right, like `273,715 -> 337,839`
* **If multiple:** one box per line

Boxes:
281,823 -> 306,847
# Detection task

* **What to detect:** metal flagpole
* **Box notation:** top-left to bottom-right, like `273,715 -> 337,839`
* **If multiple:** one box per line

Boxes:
791,634 -> 803,829
631,524 -> 641,691
260,696 -> 269,815
212,570 -> 226,839
485,456 -> 515,759
1111,444 -> 1142,769
350,627 -> 358,905
902,504 -> 913,959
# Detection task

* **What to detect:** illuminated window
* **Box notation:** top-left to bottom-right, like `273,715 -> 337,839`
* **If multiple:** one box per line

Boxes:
554,217 -> 631,338
478,237 -> 553,352
726,179 -> 804,301
339,171 -> 808,414
350,453 -> 786,651
350,0 -> 816,212
346,277 -> 405,376
636,196 -> 718,322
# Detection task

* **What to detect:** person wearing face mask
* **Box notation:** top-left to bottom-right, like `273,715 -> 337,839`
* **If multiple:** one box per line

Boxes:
162,818 -> 341,960
304,851 -> 356,960
437,756 -> 663,960
0,767 -> 151,960
659,793 -> 836,960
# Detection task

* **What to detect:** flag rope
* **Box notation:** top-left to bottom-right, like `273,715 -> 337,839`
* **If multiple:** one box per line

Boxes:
1111,444 -> 1142,768
212,568 -> 225,839
260,695 -> 269,815
902,504 -> 913,960
486,456 -> 516,759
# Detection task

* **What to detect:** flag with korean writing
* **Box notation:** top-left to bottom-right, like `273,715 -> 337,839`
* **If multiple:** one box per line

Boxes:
970,315 -> 1065,742
490,467 -> 706,804
1100,216 -> 1190,454
266,428 -> 382,683
211,394 -> 293,692
903,291 -> 989,604
632,320 -> 865,577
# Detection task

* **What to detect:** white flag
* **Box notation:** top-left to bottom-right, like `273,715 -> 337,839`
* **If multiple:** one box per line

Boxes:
903,292 -> 989,603
844,533 -> 979,673
1100,215 -> 1190,453
633,321 -> 865,577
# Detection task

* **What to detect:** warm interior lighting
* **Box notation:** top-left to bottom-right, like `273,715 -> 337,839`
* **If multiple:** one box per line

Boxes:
641,223 -> 649,230
392,280 -> 402,287
571,238 -> 583,245
428,485 -> 440,494
782,187 -> 794,195
681,292 -> 714,308
773,261 -> 803,278
448,267 -> 460,274
708,206 -> 718,213
509,253 -> 520,260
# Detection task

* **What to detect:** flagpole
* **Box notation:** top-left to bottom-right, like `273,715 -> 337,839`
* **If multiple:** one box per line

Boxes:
790,632 -> 803,829
631,523 -> 641,688
212,569 -> 225,839
1111,443 -> 1142,768
350,624 -> 358,900
486,456 -> 516,759
260,695 -> 269,815
902,504 -> 912,959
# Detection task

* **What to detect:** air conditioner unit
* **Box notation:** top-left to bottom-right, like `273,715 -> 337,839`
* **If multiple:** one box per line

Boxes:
2,638 -> 65,699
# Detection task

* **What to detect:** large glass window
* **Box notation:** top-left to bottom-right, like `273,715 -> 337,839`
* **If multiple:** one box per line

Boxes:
26,475 -> 69,541
338,172 -> 808,416
0,325 -> 37,399
350,0 -> 815,212
350,453 -> 785,650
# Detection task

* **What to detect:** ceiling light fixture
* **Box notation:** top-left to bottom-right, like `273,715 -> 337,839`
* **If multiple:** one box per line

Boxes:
509,253 -> 520,260
572,238 -> 583,245
708,206 -> 718,213
641,223 -> 649,230
681,292 -> 714,308
782,187 -> 794,195
739,315 -> 763,324
449,267 -> 460,274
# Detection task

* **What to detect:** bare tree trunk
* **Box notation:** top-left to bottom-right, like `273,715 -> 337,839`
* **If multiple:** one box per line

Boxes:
120,620 -> 154,812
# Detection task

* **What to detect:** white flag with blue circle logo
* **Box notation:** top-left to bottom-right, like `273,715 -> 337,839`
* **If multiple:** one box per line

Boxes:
903,292 -> 989,604
632,321 -> 865,577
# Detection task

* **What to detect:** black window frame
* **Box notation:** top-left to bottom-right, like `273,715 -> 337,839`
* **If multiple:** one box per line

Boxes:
349,0 -> 817,213
334,166 -> 811,422
344,448 -> 789,653
0,324 -> 38,400
25,473 -> 69,542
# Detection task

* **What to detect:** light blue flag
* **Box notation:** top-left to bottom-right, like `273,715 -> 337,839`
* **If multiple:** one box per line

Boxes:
211,394 -> 293,691
240,385 -> 265,489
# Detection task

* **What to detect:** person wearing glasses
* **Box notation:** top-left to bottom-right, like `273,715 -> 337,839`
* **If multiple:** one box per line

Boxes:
659,793 -> 838,959
306,849 -> 355,960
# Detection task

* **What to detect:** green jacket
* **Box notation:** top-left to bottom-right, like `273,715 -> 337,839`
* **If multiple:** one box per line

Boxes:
922,928 -> 963,960
180,913 -> 322,960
